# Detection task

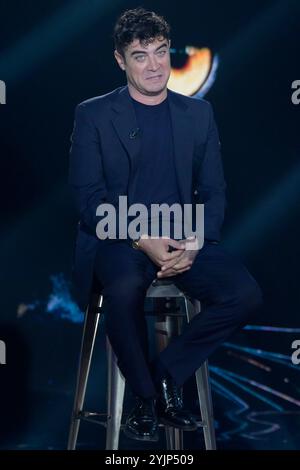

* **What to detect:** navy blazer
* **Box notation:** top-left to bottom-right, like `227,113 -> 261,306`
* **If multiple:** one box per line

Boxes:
69,85 -> 227,310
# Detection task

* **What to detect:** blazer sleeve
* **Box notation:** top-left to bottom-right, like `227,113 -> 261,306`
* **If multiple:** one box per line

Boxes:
195,102 -> 227,243
68,102 -> 129,243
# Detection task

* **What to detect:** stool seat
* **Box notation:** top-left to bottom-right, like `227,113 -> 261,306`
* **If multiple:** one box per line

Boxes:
151,279 -> 174,286
147,278 -> 186,299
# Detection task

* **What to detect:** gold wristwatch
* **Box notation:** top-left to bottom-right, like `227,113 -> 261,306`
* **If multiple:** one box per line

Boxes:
132,238 -> 141,250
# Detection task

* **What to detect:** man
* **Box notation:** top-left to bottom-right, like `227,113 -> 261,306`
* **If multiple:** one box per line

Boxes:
69,7 -> 263,442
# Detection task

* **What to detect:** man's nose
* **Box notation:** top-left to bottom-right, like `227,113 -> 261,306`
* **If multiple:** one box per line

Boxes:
147,55 -> 160,70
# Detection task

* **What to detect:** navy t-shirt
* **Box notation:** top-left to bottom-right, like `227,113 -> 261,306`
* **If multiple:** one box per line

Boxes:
130,94 -> 184,239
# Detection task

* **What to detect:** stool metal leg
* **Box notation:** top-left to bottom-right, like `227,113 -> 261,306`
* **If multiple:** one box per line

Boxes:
164,315 -> 184,450
165,425 -> 174,449
155,320 -> 176,449
105,337 -> 126,450
67,294 -> 102,450
195,360 -> 216,450
170,316 -> 184,451
173,428 -> 184,450
164,425 -> 183,451
184,298 -> 217,450
155,317 -> 175,450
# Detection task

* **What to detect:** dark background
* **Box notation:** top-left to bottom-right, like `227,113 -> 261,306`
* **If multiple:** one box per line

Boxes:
0,0 -> 299,450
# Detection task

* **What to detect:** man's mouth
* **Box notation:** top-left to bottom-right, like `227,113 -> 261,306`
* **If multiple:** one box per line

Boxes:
146,75 -> 162,80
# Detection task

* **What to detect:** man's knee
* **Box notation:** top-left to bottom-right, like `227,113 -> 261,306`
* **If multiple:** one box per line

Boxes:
214,273 -> 263,319
234,277 -> 263,320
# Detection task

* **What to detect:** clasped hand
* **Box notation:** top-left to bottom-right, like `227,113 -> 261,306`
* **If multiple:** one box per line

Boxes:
138,235 -> 199,278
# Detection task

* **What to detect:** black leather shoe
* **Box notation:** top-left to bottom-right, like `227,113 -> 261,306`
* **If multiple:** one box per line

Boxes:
156,375 -> 198,431
124,396 -> 159,441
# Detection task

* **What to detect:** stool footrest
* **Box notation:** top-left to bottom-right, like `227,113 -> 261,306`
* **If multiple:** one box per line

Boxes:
75,410 -> 205,429
76,411 -> 108,428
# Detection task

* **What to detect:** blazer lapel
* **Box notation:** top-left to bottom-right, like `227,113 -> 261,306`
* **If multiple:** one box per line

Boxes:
110,85 -> 141,176
168,89 -> 194,205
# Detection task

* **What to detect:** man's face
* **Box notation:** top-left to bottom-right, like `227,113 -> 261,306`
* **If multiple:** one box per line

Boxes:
114,36 -> 171,96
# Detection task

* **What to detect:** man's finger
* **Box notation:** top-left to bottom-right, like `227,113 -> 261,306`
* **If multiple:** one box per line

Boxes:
169,262 -> 191,272
160,249 -> 185,264
157,262 -> 191,277
157,265 -> 190,278
166,238 -> 186,250
157,269 -> 177,278
161,252 -> 187,271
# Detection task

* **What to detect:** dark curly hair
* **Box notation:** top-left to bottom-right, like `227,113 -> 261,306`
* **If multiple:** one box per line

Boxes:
113,7 -> 171,58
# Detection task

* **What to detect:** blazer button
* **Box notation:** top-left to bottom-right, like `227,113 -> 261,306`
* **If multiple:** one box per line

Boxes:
194,190 -> 198,195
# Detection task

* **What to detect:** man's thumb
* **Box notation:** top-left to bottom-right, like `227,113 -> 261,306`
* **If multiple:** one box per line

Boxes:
168,239 -> 186,250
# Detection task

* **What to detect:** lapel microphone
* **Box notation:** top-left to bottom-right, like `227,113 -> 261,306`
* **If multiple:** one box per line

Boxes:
129,128 -> 140,139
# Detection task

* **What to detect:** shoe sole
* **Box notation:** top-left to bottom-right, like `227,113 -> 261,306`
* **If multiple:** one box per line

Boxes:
123,427 -> 159,442
158,417 -> 198,431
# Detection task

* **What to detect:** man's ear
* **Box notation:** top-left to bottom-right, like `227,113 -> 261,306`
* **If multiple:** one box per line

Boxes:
114,49 -> 126,71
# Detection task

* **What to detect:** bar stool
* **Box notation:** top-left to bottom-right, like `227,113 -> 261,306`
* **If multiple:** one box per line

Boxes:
67,278 -> 216,450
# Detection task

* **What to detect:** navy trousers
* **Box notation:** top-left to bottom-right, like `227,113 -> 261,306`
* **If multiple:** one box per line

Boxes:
94,240 -> 263,398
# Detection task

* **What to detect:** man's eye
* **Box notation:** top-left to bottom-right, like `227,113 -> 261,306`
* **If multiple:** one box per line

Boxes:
158,50 -> 166,55
135,55 -> 145,61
